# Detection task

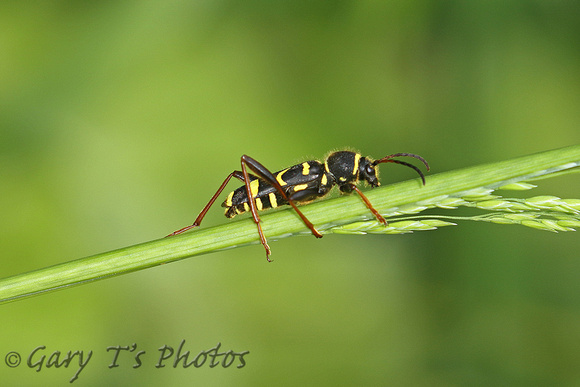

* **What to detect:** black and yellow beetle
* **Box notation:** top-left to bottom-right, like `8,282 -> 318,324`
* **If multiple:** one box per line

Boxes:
168,150 -> 429,261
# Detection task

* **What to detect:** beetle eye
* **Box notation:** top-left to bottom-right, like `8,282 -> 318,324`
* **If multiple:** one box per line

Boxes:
365,165 -> 374,175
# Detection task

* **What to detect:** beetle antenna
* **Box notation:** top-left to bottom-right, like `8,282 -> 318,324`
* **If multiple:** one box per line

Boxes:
372,153 -> 430,185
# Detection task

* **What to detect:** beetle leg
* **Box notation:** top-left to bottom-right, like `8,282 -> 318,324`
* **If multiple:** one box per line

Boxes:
166,170 -> 246,236
348,184 -> 388,226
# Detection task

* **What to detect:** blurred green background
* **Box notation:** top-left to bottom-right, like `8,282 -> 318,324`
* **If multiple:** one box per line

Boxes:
1,1 -> 580,385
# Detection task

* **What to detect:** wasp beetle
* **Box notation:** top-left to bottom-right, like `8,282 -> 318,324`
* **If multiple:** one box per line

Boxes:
168,150 -> 429,261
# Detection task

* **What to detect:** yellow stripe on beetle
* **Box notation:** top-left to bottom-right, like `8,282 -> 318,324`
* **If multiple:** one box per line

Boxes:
293,183 -> 308,192
276,168 -> 290,186
249,179 -> 260,197
269,192 -> 278,208
352,153 -> 361,176
301,162 -> 310,175
225,191 -> 234,207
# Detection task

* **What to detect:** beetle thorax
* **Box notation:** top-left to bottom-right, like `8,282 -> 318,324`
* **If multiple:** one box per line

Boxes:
324,151 -> 362,186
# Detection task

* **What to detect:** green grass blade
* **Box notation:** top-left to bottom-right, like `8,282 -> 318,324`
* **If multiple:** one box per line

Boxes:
1,144 -> 579,304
